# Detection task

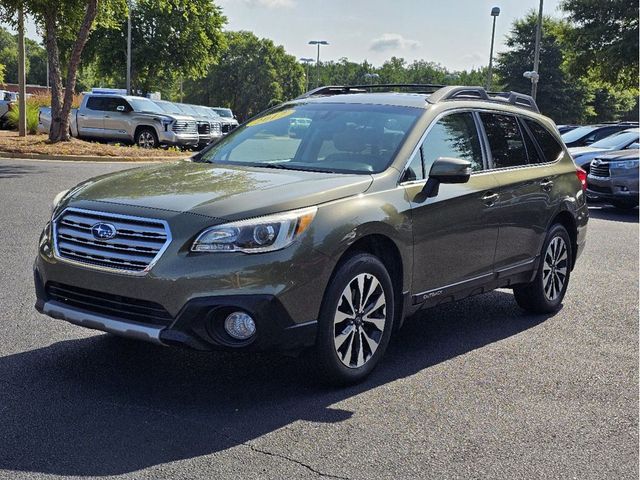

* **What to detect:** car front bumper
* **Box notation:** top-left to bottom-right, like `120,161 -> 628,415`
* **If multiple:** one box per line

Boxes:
587,171 -> 639,203
33,204 -> 333,352
158,131 -> 199,147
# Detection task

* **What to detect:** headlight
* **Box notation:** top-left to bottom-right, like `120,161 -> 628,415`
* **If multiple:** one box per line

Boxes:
611,160 -> 639,170
51,189 -> 69,213
192,206 -> 317,253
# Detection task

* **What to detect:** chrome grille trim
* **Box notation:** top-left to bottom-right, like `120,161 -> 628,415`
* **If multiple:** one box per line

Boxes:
52,207 -> 172,275
589,161 -> 610,178
197,121 -> 211,135
172,120 -> 197,134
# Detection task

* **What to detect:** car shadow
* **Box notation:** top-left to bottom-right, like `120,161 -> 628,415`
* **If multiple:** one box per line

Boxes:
0,290 -> 554,477
588,204 -> 639,223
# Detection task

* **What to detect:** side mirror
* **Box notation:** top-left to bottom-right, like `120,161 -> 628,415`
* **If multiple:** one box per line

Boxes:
422,157 -> 472,198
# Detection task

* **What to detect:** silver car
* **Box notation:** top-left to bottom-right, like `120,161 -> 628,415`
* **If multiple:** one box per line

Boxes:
587,149 -> 639,210
569,128 -> 639,172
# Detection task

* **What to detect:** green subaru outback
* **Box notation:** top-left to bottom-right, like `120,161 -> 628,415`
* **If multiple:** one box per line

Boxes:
34,85 -> 588,384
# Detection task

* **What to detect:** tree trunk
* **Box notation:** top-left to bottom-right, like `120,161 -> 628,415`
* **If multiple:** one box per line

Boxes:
57,0 -> 99,141
44,7 -> 64,142
47,0 -> 99,143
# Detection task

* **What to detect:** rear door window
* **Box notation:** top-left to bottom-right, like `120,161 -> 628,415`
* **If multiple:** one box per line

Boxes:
480,113 -> 528,168
524,119 -> 563,163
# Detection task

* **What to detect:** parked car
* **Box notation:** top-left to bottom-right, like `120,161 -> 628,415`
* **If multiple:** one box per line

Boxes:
557,124 -> 579,134
34,84 -> 588,384
0,90 -> 18,127
586,149 -> 639,210
38,93 -> 199,148
561,122 -> 638,148
210,107 -> 239,134
174,103 -> 221,147
192,105 -> 224,142
569,128 -> 639,172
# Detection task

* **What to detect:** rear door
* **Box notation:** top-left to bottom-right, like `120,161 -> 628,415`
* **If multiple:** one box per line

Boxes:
479,112 -> 562,273
78,97 -> 106,138
404,110 -> 501,301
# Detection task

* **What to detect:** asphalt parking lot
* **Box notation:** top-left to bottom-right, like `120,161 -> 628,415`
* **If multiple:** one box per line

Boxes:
0,158 -> 637,480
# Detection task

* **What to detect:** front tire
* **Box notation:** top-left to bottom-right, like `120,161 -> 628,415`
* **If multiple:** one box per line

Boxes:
513,224 -> 572,313
314,253 -> 395,385
135,127 -> 158,149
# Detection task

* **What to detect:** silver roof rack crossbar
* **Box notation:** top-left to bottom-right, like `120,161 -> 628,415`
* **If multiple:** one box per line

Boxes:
428,85 -> 539,113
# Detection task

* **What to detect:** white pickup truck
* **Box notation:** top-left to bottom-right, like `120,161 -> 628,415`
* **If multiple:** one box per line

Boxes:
0,90 -> 18,127
38,93 -> 200,148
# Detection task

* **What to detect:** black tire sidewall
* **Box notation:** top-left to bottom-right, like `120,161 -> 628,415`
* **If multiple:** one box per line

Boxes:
315,253 -> 395,384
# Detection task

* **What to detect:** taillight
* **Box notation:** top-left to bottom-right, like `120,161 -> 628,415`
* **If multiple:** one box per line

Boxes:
576,167 -> 587,191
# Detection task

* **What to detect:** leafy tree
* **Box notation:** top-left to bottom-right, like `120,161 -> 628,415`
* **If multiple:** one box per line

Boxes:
0,0 -> 125,141
495,13 -> 589,123
0,62 -> 4,83
84,0 -> 226,96
185,31 -> 305,121
561,0 -> 639,88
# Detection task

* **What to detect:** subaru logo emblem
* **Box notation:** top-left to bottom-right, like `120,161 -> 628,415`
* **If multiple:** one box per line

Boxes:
91,222 -> 117,240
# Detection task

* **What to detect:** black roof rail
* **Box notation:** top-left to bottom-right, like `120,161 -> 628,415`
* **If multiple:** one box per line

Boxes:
428,85 -> 540,113
297,83 -> 447,99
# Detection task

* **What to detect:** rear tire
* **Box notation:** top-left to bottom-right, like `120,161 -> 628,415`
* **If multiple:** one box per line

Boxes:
135,127 -> 158,149
513,224 -> 572,314
313,253 -> 395,385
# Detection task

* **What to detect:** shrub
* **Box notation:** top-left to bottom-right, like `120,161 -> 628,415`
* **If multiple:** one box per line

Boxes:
5,103 -> 40,134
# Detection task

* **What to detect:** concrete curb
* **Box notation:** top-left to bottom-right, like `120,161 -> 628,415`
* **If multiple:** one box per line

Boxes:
0,151 -> 189,162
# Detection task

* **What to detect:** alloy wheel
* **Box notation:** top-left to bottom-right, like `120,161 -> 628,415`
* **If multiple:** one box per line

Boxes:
138,131 -> 156,149
543,236 -> 568,301
333,273 -> 387,368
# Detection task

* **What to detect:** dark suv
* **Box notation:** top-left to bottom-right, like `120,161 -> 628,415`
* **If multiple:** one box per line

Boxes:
34,84 -> 589,384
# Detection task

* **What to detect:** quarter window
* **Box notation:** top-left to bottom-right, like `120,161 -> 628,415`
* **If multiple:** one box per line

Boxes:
421,112 -> 483,172
524,119 -> 563,162
480,113 -> 527,168
404,150 -> 424,181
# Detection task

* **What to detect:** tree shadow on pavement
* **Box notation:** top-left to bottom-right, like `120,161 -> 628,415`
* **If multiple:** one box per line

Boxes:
0,290 -> 554,477
0,164 -> 42,179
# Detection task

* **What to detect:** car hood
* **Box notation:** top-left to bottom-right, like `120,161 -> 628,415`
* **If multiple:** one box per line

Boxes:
69,160 -> 373,221
568,146 -> 606,157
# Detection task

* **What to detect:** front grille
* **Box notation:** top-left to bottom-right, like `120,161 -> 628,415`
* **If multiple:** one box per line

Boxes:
46,282 -> 173,326
590,161 -> 610,178
172,120 -> 197,134
54,208 -> 171,273
211,122 -> 221,135
197,121 -> 210,135
588,184 -> 612,194
221,123 -> 236,134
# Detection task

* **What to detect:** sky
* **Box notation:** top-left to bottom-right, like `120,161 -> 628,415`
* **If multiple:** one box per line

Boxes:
5,0 -> 564,72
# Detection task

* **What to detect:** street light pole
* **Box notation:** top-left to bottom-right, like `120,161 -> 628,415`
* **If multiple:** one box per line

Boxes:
126,0 -> 132,94
308,40 -> 328,89
300,57 -> 314,92
486,6 -> 500,91
531,0 -> 544,100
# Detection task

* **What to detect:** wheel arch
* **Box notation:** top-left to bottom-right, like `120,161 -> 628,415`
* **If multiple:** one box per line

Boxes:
549,209 -> 578,270
134,124 -> 159,144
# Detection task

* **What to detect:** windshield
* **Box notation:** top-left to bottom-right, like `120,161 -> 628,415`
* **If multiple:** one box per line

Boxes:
128,97 -> 165,114
178,104 -> 198,116
197,103 -> 422,174
155,101 -> 183,115
590,130 -> 639,149
561,126 -> 598,143
212,108 -> 233,118
194,105 -> 215,118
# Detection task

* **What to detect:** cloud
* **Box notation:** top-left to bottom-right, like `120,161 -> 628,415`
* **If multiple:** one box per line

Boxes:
370,33 -> 422,52
240,0 -> 295,7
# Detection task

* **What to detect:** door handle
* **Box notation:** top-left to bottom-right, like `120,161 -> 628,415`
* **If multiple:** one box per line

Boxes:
104,115 -> 110,118
540,178 -> 554,191
482,192 -> 499,207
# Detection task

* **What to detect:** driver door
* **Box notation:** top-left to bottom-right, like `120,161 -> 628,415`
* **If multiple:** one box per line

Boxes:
403,111 -> 501,302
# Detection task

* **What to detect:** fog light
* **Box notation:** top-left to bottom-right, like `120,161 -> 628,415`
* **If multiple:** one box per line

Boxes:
224,311 -> 256,340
